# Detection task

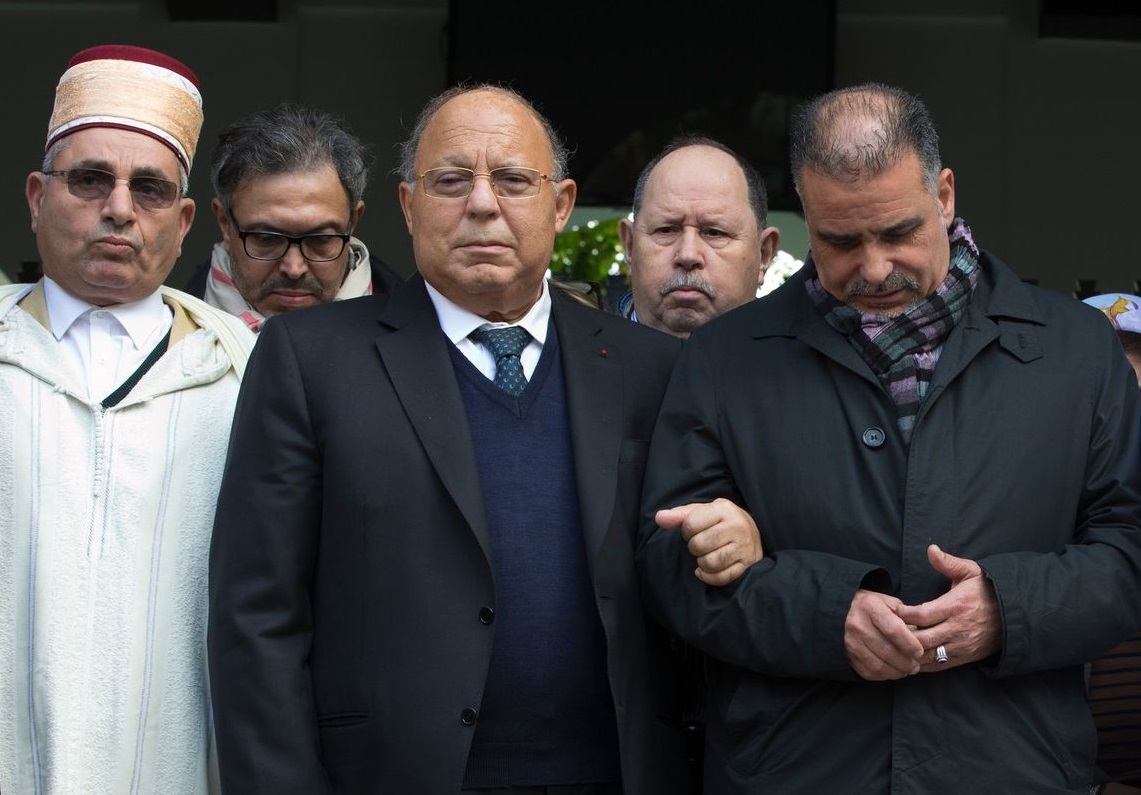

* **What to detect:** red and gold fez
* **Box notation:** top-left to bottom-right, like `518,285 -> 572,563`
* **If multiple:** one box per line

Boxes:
46,44 -> 203,172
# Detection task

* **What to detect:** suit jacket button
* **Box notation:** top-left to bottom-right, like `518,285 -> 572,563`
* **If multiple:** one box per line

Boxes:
862,427 -> 886,448
460,708 -> 477,726
479,606 -> 495,624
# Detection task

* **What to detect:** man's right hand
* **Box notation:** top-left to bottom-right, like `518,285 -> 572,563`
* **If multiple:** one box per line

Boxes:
844,589 -> 925,680
655,498 -> 763,586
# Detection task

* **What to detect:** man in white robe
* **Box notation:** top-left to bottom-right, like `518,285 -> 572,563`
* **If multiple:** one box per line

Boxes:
0,44 -> 253,795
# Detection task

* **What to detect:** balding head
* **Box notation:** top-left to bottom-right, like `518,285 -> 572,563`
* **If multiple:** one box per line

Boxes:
790,83 -> 942,197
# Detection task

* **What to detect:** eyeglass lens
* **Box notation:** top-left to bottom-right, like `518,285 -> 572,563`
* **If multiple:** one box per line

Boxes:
241,231 -> 348,262
421,167 -> 544,198
55,168 -> 179,210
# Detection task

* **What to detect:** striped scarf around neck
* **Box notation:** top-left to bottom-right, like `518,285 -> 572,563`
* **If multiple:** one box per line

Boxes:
202,238 -> 374,332
807,217 -> 981,444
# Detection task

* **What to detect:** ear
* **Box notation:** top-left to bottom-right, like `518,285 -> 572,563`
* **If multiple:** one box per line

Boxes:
26,171 -> 47,232
936,167 -> 955,227
619,216 -> 635,272
758,226 -> 781,282
349,199 -> 365,231
210,197 -> 229,233
176,198 -> 196,255
553,178 -> 577,234
398,181 -> 415,235
210,197 -> 234,254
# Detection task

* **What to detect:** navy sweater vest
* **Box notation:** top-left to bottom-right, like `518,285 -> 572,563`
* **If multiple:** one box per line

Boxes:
450,329 -> 621,788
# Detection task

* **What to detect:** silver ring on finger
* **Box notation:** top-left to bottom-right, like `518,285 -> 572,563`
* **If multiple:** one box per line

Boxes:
935,644 -> 949,664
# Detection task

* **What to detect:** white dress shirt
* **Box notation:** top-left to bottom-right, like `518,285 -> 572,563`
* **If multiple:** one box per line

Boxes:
424,279 -> 550,381
43,277 -> 173,403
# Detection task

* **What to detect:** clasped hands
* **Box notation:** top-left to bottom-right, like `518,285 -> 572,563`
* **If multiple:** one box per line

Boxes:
844,544 -> 1001,680
656,501 -> 1001,680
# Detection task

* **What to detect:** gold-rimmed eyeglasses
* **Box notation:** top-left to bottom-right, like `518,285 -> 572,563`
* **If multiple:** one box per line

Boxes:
418,167 -> 551,199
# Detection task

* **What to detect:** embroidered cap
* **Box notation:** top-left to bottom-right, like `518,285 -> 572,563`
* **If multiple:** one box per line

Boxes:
46,44 -> 203,172
1082,293 -> 1141,334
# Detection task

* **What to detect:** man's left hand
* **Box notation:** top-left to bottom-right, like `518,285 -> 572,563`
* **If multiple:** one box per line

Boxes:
895,544 -> 1002,672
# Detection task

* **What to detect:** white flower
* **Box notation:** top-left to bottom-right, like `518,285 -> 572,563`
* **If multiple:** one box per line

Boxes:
758,250 -> 804,297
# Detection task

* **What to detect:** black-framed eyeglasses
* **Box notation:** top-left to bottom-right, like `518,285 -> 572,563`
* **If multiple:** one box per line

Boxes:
418,167 -> 551,199
227,209 -> 351,262
44,168 -> 181,211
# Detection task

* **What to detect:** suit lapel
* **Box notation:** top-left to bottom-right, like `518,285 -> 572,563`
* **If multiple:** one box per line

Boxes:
374,276 -> 491,560
553,299 -> 622,572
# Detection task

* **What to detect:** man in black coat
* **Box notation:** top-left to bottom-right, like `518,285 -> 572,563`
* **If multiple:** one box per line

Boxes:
208,83 -> 693,794
638,82 -> 1141,793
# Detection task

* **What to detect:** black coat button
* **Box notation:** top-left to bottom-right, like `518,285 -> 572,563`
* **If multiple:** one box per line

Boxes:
479,606 -> 495,624
862,427 -> 886,448
460,708 -> 477,726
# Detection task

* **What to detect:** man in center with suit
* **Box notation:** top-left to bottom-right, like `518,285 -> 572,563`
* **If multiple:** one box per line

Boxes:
207,83 -> 692,794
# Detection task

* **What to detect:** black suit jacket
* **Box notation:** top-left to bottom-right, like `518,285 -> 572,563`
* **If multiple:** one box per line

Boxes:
208,275 -> 688,794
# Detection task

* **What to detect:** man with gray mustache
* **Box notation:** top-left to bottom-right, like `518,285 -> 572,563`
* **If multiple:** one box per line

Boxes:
637,82 -> 1141,794
617,135 -> 781,338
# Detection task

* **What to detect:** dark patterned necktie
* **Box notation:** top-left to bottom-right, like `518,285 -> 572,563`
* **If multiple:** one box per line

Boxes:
470,325 -> 531,396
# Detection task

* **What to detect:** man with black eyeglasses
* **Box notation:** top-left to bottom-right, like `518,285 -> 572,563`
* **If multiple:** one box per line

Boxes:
183,103 -> 404,332
0,45 -> 252,794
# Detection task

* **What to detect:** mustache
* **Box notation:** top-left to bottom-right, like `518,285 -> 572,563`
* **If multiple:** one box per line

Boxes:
846,271 -> 919,299
257,273 -> 326,297
660,271 -> 716,300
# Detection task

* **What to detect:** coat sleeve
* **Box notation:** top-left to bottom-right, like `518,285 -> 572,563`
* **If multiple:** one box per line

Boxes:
636,329 -> 880,680
980,323 -> 1141,676
208,317 -> 331,794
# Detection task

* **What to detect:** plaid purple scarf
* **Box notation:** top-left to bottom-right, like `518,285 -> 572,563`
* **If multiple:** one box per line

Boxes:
807,217 -> 980,444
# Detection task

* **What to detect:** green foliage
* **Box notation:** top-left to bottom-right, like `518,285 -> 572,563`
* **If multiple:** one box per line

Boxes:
550,216 -> 627,285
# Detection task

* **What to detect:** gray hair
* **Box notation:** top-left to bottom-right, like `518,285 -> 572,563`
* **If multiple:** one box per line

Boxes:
630,135 -> 769,230
211,103 -> 370,213
790,82 -> 942,196
397,83 -> 569,186
43,135 -> 190,195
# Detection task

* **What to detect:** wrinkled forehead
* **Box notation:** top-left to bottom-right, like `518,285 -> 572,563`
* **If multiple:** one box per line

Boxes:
418,91 -> 553,169
651,148 -> 746,196
641,149 -> 752,221
52,125 -> 183,178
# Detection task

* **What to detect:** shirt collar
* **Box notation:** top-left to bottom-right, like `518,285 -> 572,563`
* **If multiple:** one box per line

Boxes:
423,278 -> 551,344
43,276 -> 170,349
